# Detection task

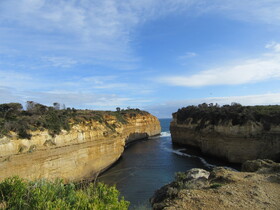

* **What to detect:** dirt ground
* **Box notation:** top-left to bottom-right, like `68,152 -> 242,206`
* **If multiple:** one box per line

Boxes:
151,160 -> 280,210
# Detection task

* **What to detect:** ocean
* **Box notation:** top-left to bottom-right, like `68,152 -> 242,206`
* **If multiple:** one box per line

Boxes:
98,119 -> 238,208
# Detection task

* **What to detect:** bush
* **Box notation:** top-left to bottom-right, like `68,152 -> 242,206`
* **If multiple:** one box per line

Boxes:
209,183 -> 223,189
0,102 -> 149,139
174,172 -> 187,182
0,176 -> 129,210
175,103 -> 280,130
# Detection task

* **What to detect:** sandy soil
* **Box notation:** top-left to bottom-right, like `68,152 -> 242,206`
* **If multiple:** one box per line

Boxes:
151,160 -> 280,210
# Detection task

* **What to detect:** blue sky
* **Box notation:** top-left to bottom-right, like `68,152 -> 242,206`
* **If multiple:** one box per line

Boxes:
1,0 -> 280,118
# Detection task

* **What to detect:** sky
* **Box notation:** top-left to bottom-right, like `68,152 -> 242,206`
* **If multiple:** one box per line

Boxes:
1,0 -> 280,118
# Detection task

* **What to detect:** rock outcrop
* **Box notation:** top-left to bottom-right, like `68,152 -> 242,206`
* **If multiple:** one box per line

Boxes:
170,116 -> 280,163
0,113 -> 160,182
151,160 -> 280,210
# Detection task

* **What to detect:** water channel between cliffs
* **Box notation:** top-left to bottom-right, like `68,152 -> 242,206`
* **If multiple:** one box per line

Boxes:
98,119 -> 240,208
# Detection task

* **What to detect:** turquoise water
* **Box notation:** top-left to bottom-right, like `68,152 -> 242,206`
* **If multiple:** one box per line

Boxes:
98,119 -> 238,208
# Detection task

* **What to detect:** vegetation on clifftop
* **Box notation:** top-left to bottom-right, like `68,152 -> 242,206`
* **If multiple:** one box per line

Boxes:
0,176 -> 129,209
174,103 -> 280,130
0,101 -> 149,139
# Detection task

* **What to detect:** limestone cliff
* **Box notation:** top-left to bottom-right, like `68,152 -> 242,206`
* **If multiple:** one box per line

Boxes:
171,115 -> 280,163
0,113 -> 160,182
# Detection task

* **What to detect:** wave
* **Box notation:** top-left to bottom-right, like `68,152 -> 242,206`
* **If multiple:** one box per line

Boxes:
176,149 -> 216,168
160,131 -> 171,137
161,145 -> 216,169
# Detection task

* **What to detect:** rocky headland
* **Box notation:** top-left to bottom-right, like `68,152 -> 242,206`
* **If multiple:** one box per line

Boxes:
151,159 -> 280,210
171,104 -> 280,163
0,104 -> 161,182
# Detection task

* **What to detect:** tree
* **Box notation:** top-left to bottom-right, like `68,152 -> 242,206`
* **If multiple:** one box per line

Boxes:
116,107 -> 121,112
26,101 -> 37,111
0,103 -> 23,119
231,102 -> 242,107
53,102 -> 60,110
34,103 -> 48,114
198,103 -> 208,109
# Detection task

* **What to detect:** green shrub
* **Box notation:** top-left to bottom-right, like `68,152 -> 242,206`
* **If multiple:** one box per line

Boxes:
175,104 -> 280,129
209,183 -> 223,189
0,102 -> 149,139
0,176 -> 129,210
174,172 -> 187,182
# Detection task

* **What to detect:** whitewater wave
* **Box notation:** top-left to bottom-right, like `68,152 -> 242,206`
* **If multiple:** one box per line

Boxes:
161,146 -> 216,169
176,148 -> 216,168
160,131 -> 171,137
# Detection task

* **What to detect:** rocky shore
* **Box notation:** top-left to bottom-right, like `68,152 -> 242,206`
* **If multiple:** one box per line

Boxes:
151,159 -> 280,210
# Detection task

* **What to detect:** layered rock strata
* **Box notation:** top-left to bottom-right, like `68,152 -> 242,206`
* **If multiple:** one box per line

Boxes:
170,116 -> 280,163
0,113 -> 160,182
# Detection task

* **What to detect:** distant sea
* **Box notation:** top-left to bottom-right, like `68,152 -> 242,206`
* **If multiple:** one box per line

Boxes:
98,119 -> 239,208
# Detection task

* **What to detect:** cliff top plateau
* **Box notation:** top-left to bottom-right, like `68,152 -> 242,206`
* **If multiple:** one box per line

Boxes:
0,101 -> 150,139
170,103 -> 280,163
173,103 -> 280,130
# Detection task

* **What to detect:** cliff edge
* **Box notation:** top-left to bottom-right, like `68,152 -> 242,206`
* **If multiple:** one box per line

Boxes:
0,107 -> 161,182
171,104 -> 280,163
151,159 -> 280,210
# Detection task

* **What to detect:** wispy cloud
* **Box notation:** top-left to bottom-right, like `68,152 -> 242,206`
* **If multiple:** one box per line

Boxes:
198,1 -> 280,25
0,71 -> 154,108
0,0 -> 198,69
177,52 -> 197,65
81,76 -> 127,89
1,0 -> 279,69
266,41 -> 280,52
42,56 -> 77,68
0,87 -> 131,109
178,52 -> 197,59
1,0 -> 280,112
158,43 -> 280,87
0,70 -> 33,88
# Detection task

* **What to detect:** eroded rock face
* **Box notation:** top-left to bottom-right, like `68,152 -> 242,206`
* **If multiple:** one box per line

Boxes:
0,113 -> 161,182
170,117 -> 280,163
151,160 -> 280,210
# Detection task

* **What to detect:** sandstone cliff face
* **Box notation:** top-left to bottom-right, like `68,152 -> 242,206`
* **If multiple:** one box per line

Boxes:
170,117 -> 280,163
0,113 -> 160,182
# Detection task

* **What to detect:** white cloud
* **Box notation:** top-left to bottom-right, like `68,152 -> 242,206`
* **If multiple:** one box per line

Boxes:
1,0 -> 280,111
0,70 -> 33,88
0,87 -> 131,109
198,0 -> 280,25
38,91 -> 130,107
159,44 -> 280,87
42,56 -> 77,68
0,71 -> 154,108
146,93 -> 280,118
1,0 -> 279,69
82,76 -> 127,89
0,0 -> 201,69
266,41 -> 280,52
178,52 -> 197,59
